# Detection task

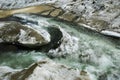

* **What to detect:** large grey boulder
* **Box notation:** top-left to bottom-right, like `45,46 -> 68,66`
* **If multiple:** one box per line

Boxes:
0,21 -> 51,47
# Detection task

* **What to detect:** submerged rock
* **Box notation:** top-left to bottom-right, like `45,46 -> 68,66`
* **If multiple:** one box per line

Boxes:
0,21 -> 51,48
0,59 -> 91,80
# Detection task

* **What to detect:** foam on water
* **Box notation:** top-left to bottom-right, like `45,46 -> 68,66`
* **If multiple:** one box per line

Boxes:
0,16 -> 120,80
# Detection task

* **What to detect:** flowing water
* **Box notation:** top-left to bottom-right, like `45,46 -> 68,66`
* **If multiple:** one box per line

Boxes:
0,15 -> 120,80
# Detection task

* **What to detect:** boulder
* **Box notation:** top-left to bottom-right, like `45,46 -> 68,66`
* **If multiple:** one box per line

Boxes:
0,21 -> 51,48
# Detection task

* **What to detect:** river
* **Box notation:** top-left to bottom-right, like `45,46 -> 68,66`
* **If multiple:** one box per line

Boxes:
0,14 -> 120,80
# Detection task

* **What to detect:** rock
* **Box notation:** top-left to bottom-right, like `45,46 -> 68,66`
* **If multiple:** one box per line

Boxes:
1,14 -> 79,56
0,59 -> 91,80
0,21 -> 51,48
48,26 -> 79,57
0,4 -> 56,18
58,12 -> 77,22
55,0 -> 120,37
0,66 -> 14,76
0,66 -> 15,80
0,0 -> 119,37
50,8 -> 63,17
101,30 -> 120,37
80,70 -> 91,80
0,0 -> 56,9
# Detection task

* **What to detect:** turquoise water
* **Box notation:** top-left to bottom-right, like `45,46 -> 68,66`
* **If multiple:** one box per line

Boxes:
0,51 -> 47,68
0,15 -> 120,80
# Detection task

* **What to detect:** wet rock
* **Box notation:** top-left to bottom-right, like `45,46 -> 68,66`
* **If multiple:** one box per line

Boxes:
44,26 -> 63,50
0,21 -> 51,48
80,70 -> 91,80
48,26 -> 79,57
0,59 -> 91,80
0,66 -> 14,76
101,30 -> 120,37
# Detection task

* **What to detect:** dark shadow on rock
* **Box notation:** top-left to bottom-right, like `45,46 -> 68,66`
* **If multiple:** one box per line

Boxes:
37,26 -> 63,52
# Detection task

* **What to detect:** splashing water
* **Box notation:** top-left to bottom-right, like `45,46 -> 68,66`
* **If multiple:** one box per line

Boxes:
0,15 -> 120,80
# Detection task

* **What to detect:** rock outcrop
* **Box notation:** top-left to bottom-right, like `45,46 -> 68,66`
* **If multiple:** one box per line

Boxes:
0,21 -> 51,48
0,0 -> 120,37
0,59 -> 91,80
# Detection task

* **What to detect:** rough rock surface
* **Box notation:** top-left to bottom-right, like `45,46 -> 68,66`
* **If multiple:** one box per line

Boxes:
0,21 -> 50,47
0,59 -> 91,80
0,0 -> 120,37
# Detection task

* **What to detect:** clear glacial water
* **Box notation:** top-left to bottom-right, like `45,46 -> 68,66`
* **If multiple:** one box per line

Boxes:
0,15 -> 120,80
